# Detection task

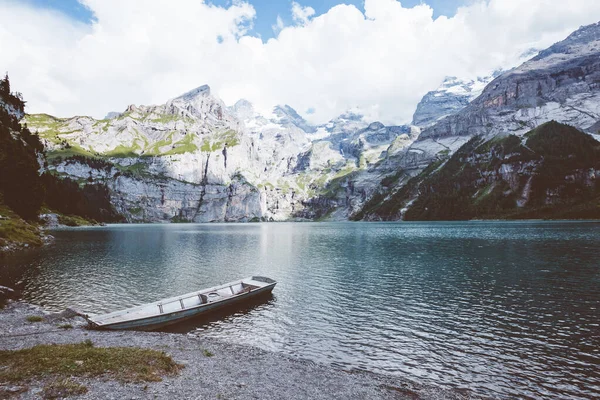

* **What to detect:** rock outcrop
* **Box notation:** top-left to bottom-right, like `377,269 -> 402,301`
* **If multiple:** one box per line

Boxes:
26,86 -> 416,222
411,75 -> 496,128
23,22 -> 600,223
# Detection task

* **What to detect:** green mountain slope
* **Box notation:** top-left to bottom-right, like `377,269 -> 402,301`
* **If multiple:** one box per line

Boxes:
354,121 -> 600,221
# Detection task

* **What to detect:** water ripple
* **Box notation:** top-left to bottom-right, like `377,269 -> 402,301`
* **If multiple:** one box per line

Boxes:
1,221 -> 599,399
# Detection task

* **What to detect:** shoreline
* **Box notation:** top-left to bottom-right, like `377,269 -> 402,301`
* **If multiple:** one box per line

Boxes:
0,301 -> 472,400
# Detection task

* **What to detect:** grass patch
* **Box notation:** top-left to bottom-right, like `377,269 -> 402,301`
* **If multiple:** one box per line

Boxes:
202,349 -> 214,357
58,324 -> 73,330
0,204 -> 43,247
42,378 -> 88,399
149,113 -> 179,124
46,145 -> 96,161
114,162 -> 149,178
200,130 -> 239,152
104,144 -> 140,158
163,134 -> 198,156
57,214 -> 97,227
0,342 -> 182,384
26,315 -> 44,322
0,223 -> 41,245
145,132 -> 175,156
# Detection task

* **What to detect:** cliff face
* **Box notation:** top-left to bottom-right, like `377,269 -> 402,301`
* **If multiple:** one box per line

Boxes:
396,22 -> 600,172
354,122 -> 600,221
26,86 -> 417,222
411,75 -> 495,128
22,22 -> 600,223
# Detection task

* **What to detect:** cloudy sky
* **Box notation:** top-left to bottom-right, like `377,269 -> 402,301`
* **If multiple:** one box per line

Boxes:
1,0 -> 600,124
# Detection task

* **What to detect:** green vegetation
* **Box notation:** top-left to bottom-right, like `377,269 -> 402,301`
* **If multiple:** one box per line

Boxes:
23,113 -> 68,144
171,215 -> 191,223
0,204 -> 43,247
202,349 -> 214,357
164,133 -> 198,155
42,378 -> 88,399
114,162 -> 149,178
0,342 -> 182,383
128,207 -> 143,215
57,214 -> 98,227
295,174 -> 309,191
146,132 -> 175,156
42,173 -> 123,223
58,324 -> 73,330
332,166 -> 355,181
26,316 -> 43,322
201,130 -> 239,152
45,143 -> 97,162
356,121 -> 600,221
0,76 -> 45,220
351,161 -> 442,221
149,113 -> 179,124
104,144 -> 140,158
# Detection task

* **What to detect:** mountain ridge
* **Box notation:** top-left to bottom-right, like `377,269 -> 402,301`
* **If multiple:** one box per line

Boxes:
20,21 -> 600,223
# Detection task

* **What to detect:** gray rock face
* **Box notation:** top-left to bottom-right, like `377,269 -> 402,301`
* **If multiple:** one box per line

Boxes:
27,86 -> 419,222
273,104 -> 317,134
104,111 -> 121,119
393,21 -> 600,175
27,23 -> 600,223
0,99 -> 24,120
419,22 -> 600,143
411,76 -> 495,127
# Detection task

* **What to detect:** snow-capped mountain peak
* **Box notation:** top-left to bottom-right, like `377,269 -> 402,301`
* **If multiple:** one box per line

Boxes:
411,74 -> 497,127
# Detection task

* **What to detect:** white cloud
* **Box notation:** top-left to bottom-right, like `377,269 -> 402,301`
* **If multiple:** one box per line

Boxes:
1,0 -> 599,124
291,2 -> 315,25
272,15 -> 285,34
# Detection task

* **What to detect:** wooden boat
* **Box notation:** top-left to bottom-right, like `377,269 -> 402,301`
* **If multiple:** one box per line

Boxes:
85,276 -> 276,331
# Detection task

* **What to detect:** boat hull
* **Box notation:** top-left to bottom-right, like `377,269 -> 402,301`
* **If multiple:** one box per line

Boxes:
92,283 -> 275,331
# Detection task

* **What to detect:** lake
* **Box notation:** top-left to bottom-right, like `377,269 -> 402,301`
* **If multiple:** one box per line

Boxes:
1,222 -> 599,399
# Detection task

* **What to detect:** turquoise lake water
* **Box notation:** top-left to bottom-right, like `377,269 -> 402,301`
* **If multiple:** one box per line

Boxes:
1,221 -> 599,399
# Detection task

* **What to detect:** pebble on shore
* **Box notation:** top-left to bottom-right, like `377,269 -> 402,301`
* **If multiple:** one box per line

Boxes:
0,301 -> 471,400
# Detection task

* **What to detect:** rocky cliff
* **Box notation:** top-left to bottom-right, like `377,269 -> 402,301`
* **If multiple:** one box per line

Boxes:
26,86 -> 416,222
411,75 -> 495,128
23,22 -> 600,223
354,122 -> 600,220
353,22 -> 600,221
395,22 -> 600,172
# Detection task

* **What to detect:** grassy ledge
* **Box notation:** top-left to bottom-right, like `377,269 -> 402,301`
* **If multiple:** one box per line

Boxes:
0,341 -> 182,384
0,203 -> 43,249
56,213 -> 99,227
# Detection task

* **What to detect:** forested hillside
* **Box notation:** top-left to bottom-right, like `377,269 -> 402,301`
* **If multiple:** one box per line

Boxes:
0,75 -> 122,251
354,121 -> 600,221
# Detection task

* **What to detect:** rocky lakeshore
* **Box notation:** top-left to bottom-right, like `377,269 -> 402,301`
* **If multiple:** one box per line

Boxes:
0,301 -> 473,400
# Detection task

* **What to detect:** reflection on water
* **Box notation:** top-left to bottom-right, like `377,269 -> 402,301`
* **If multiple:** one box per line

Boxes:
1,221 -> 599,399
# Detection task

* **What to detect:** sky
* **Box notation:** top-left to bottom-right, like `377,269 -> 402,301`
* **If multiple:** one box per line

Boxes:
2,0 -> 600,124
20,0 -> 467,40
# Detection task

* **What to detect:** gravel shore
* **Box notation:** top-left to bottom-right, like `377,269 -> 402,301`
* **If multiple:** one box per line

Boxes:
0,301 -> 473,400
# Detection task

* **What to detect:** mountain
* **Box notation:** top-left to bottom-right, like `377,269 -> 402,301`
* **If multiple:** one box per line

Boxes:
353,22 -> 600,221
1,74 -> 122,251
21,22 -> 600,223
392,22 -> 600,173
411,75 -> 496,127
354,121 -> 600,220
422,23 -> 600,140
25,87 -> 416,222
